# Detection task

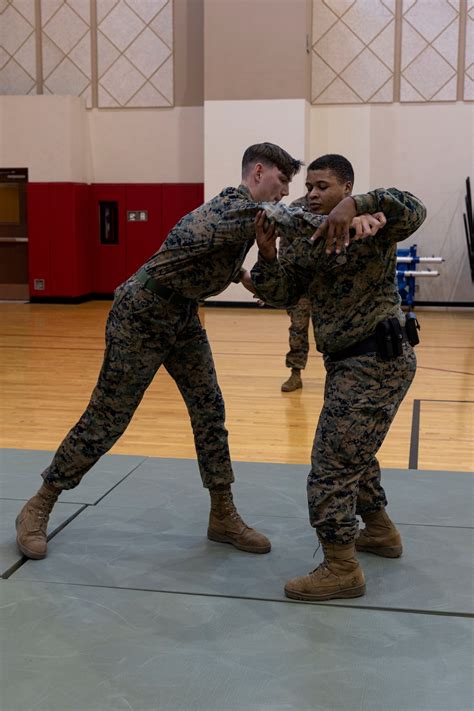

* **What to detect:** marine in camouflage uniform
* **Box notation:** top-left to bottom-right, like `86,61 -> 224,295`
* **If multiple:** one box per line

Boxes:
252,179 -> 426,601
42,190 -> 325,494
15,142 -> 326,562
280,194 -> 312,390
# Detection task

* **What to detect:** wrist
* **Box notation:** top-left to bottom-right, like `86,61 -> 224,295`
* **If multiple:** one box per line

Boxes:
259,249 -> 277,263
232,268 -> 246,284
352,193 -> 377,216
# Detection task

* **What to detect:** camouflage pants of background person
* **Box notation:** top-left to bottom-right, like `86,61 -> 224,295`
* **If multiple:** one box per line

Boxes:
307,344 -> 417,544
285,296 -> 311,370
42,275 -> 234,491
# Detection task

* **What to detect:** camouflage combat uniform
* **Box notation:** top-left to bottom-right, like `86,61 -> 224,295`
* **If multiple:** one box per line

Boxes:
42,187 -> 322,491
252,188 -> 427,544
280,195 -> 312,370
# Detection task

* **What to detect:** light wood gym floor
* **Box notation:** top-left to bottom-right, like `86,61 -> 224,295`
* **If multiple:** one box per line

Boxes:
0,303 -> 472,472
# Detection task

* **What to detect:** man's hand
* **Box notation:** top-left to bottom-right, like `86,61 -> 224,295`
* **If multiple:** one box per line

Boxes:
312,201 -> 387,254
240,269 -> 257,295
255,210 -> 278,262
312,196 -> 357,254
351,211 -> 387,240
240,270 -> 265,306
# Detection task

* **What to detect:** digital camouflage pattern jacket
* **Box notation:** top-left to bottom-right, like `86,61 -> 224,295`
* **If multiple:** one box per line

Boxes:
251,188 -> 427,354
139,185 -> 322,300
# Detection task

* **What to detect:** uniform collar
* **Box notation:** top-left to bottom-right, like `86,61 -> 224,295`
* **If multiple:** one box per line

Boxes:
237,184 -> 254,200
220,184 -> 255,201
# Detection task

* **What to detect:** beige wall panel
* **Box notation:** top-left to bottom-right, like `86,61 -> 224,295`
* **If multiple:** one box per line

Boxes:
41,0 -> 93,107
0,0 -> 37,95
465,0 -> 474,100
401,0 -> 460,102
204,0 -> 310,101
0,95 -> 93,182
310,102 -> 473,303
205,98 -> 310,302
312,0 -> 395,104
97,0 -> 174,108
88,106 -> 204,182
173,0 -> 203,106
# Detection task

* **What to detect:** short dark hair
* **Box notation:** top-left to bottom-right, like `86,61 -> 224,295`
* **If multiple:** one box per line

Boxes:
242,142 -> 303,180
308,154 -> 354,185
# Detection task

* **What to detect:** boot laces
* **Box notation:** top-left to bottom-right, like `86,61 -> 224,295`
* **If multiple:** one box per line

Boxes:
310,541 -> 330,575
220,492 -> 242,522
34,491 -> 56,531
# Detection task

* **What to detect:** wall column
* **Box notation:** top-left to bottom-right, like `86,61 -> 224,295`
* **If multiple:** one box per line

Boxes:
203,0 -> 312,302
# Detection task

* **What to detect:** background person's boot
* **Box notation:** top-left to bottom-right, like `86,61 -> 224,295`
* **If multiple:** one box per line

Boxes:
281,368 -> 302,392
356,509 -> 403,558
208,486 -> 271,553
16,482 -> 60,559
284,540 -> 365,601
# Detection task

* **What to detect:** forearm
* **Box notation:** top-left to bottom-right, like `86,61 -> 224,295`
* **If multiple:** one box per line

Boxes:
251,256 -> 300,307
261,202 -> 325,241
232,267 -> 246,284
215,202 -> 325,247
251,236 -> 318,307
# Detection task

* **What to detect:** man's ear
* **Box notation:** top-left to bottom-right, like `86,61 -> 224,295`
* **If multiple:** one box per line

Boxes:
345,181 -> 353,196
254,162 -> 264,182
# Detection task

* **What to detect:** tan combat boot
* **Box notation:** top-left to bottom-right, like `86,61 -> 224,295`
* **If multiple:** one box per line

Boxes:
208,487 -> 271,554
284,541 -> 366,601
281,369 -> 302,392
16,482 -> 60,559
356,509 -> 403,558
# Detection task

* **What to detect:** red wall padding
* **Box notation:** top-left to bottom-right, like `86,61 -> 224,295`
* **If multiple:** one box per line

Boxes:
27,182 -> 204,298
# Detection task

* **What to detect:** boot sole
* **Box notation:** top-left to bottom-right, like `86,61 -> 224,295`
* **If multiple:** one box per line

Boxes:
284,583 -> 366,602
356,543 -> 402,558
15,516 -> 47,560
207,529 -> 271,554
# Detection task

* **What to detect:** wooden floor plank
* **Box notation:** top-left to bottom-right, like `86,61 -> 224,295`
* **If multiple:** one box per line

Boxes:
0,303 -> 472,471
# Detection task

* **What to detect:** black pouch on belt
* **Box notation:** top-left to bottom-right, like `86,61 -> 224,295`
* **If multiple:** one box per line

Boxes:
405,311 -> 420,346
375,318 -> 404,361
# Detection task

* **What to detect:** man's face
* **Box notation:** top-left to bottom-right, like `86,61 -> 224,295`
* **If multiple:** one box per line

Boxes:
253,164 -> 290,203
305,168 -> 352,215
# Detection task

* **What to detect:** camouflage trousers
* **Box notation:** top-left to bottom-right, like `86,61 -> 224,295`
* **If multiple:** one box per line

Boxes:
42,276 -> 234,491
307,343 -> 416,544
285,296 -> 311,370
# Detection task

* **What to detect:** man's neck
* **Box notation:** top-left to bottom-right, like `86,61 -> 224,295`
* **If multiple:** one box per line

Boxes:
240,180 -> 257,200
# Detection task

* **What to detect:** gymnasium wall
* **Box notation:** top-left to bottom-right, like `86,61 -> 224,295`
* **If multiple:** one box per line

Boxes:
309,103 -> 474,304
0,0 -> 473,304
0,1 -> 205,298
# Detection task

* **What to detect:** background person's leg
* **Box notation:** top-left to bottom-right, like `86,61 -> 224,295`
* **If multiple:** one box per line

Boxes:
282,296 -> 311,391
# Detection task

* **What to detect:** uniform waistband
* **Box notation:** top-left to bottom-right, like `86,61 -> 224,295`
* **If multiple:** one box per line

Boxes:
136,270 -> 192,306
327,328 -> 408,362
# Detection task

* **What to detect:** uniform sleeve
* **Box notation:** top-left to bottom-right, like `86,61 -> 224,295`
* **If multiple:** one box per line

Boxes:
213,201 -> 325,247
352,188 -> 427,243
249,205 -> 327,307
251,237 -> 325,308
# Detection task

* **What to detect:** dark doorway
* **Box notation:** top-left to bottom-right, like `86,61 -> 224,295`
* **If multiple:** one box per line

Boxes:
0,168 -> 29,300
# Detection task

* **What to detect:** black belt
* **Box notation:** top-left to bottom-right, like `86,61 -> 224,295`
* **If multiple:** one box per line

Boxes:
327,328 -> 408,362
136,270 -> 191,306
